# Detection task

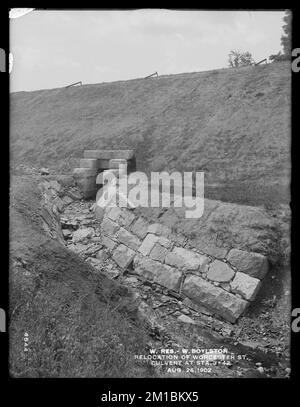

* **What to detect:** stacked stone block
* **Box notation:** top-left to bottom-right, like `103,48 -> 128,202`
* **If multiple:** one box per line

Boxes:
97,204 -> 269,324
73,149 -> 136,199
84,149 -> 136,172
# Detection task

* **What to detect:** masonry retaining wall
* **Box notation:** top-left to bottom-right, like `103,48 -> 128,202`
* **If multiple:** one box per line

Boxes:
97,204 -> 269,323
71,149 -> 272,323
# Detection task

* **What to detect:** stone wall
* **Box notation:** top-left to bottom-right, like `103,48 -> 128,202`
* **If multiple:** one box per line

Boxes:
70,149 -> 275,324
97,204 -> 269,323
38,172 -> 272,324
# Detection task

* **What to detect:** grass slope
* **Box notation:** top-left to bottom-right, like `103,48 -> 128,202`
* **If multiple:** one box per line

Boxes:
10,61 -> 291,204
9,175 -> 153,377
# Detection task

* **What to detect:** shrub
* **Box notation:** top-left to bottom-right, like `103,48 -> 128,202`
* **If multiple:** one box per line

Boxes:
228,50 -> 255,68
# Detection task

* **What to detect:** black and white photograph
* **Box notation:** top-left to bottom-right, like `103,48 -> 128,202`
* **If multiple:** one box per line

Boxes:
7,8 -> 294,382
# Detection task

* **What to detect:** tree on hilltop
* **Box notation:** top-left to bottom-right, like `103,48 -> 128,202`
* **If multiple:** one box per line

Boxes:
228,50 -> 255,68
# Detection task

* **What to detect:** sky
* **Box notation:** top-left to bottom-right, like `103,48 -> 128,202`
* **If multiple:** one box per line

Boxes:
10,9 -> 286,92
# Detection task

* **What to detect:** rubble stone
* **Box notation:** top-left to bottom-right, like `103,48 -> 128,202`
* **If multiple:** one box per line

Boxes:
124,276 -> 139,285
165,247 -> 210,271
182,274 -> 248,323
106,206 -> 136,227
227,249 -> 269,279
101,218 -> 119,238
230,271 -> 261,301
138,234 -> 159,256
40,167 -> 50,175
68,243 -> 87,255
106,206 -> 122,221
112,244 -> 135,269
102,235 -> 117,250
94,205 -> 105,222
149,243 -> 168,262
62,229 -> 72,239
48,180 -> 61,192
65,188 -> 83,200
61,195 -> 74,206
53,197 -> 64,212
116,227 -> 141,250
130,216 -> 149,239
55,175 -> 74,187
133,256 -> 182,291
96,249 -> 109,262
158,236 -> 172,248
148,223 -> 171,237
207,260 -> 235,282
118,209 -> 136,227
72,227 -> 94,243
82,243 -> 100,256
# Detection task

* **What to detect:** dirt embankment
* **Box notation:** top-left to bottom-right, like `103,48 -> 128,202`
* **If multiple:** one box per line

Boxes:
10,62 -> 290,205
9,175 -> 155,378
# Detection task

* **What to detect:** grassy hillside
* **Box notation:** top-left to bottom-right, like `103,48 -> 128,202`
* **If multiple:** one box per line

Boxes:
10,62 -> 291,203
9,175 -> 154,377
